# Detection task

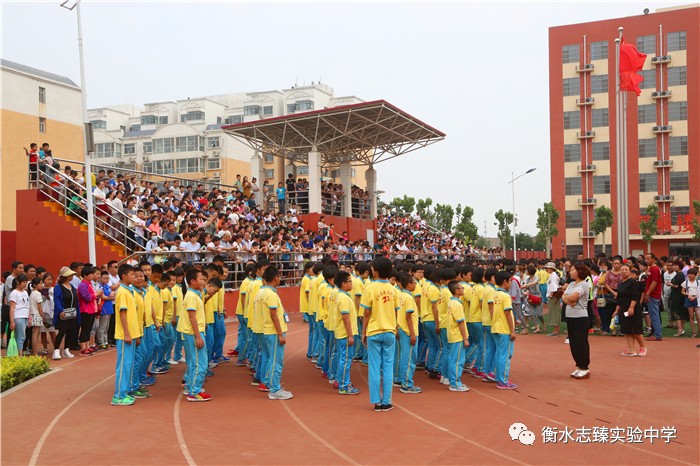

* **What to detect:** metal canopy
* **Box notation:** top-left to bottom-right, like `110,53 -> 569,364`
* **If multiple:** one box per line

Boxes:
222,100 -> 446,166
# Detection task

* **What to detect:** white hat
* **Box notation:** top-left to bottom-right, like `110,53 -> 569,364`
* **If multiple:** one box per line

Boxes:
544,262 -> 556,270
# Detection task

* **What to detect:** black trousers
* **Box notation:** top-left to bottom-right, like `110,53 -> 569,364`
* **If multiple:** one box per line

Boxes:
55,318 -> 78,349
79,313 -> 95,343
567,316 -> 590,370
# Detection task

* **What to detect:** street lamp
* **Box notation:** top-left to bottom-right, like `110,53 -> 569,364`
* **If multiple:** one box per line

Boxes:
61,0 -> 96,264
508,168 -> 536,262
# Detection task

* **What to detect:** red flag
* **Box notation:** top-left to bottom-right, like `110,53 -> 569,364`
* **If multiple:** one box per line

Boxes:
619,36 -> 647,95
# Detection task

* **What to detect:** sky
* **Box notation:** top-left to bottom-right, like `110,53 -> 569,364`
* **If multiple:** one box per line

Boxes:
1,0 -> 688,237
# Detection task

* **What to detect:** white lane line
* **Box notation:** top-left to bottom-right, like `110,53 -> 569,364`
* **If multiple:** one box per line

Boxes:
278,346 -> 360,465
28,374 -> 114,466
355,370 -> 528,465
173,392 -> 197,466
1,368 -> 62,397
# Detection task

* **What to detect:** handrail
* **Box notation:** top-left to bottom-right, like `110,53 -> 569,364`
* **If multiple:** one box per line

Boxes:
53,157 -> 238,192
37,163 -> 150,255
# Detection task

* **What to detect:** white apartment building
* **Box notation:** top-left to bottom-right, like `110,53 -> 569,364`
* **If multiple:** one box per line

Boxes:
88,83 -> 367,188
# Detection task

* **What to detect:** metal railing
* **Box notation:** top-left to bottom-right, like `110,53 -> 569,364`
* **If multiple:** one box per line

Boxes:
54,157 -> 238,192
36,163 -> 151,256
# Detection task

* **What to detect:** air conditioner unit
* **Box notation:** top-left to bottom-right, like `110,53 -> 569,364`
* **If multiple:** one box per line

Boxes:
586,131 -> 594,137
212,172 -> 221,178
660,90 -> 670,97
587,164 -> 595,170
651,55 -> 671,64
652,125 -> 672,133
585,97 -> 593,103
662,125 -> 671,131
664,195 -> 674,201
588,198 -> 596,204
128,157 -> 136,163
652,90 -> 671,99
143,156 -> 150,163
663,159 -> 673,166
654,195 -> 663,201
584,63 -> 593,70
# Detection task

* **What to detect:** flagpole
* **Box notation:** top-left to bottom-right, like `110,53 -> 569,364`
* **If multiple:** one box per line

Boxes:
615,33 -> 623,256
619,26 -> 630,258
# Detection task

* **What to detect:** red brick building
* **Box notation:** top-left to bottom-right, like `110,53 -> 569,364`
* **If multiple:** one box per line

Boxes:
549,4 -> 699,258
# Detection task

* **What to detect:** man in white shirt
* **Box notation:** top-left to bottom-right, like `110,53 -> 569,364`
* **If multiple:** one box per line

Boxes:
239,232 -> 253,263
180,233 -> 201,264
663,264 -> 676,319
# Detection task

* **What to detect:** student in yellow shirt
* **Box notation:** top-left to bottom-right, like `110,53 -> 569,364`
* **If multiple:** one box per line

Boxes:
234,263 -> 256,365
172,267 -> 187,363
397,273 -> 422,394
260,266 -> 293,400
314,266 -> 331,373
320,267 -> 339,381
492,271 -> 518,390
145,264 -> 165,375
169,268 -> 185,364
445,280 -> 470,392
438,268 -> 457,386
309,263 -> 325,363
361,257 -> 399,412
247,259 -> 269,386
352,262 -> 370,362
131,270 -> 153,393
480,268 -> 498,382
466,267 -> 485,376
300,262 -> 315,359
211,260 -> 230,364
334,270 -> 360,395
422,266 -> 442,379
112,264 -> 138,406
178,268 -> 211,402
458,266 -> 474,371
327,273 -> 340,386
409,264 -> 427,368
202,274 -> 221,375
155,273 -> 173,371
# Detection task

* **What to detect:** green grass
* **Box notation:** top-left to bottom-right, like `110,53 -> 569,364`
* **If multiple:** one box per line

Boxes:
0,356 -> 50,391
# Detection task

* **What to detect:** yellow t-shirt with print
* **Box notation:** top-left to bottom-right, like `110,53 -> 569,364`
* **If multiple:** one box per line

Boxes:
334,291 -> 357,339
236,277 -> 253,316
468,283 -> 484,323
115,285 -> 140,340
421,282 -> 439,322
492,289 -> 515,335
177,289 -> 205,335
361,280 -> 399,337
397,289 -> 418,336
261,287 -> 287,335
244,278 -> 263,320
300,274 -> 312,314
447,297 -> 468,343
438,285 -> 452,328
481,283 -> 496,326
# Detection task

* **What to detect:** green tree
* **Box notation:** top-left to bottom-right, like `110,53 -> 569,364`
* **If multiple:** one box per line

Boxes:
495,209 -> 514,250
434,203 -> 455,232
536,202 -> 560,258
474,237 -> 490,249
454,204 -> 479,243
534,232 -> 548,252
639,204 -> 659,253
590,205 -> 614,255
388,195 -> 415,216
692,200 -> 700,241
416,197 -> 433,218
515,232 -> 535,251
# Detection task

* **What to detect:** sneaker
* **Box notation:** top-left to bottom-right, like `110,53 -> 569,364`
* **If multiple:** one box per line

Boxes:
428,370 -> 440,379
564,338 -> 570,344
216,356 -> 231,363
227,349 -> 239,356
141,377 -> 156,386
130,389 -> 151,399
393,381 -> 402,387
328,378 -> 336,385
208,361 -> 218,369
333,380 -> 339,389
268,389 -> 293,400
638,347 -> 648,357
381,404 -> 394,412
63,349 -> 75,359
111,396 -> 135,406
439,376 -> 450,386
449,384 -> 469,392
620,351 -> 638,357
482,372 -> 496,382
311,358 -> 318,364
570,368 -> 581,378
257,383 -> 270,392
496,382 -> 518,390
400,385 -> 423,394
472,370 -> 485,379
339,386 -> 360,395
646,336 -> 662,341
205,370 -> 214,377
186,392 -> 213,402
151,367 -> 168,374
573,369 -> 590,379
79,349 -> 92,357
52,349 -> 62,360
167,359 -> 179,365
251,378 -> 261,386
89,345 -> 98,352
99,344 -> 108,350
235,360 -> 248,367
374,403 -> 383,412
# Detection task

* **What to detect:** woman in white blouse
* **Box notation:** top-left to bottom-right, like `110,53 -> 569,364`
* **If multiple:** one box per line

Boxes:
562,263 -> 592,380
